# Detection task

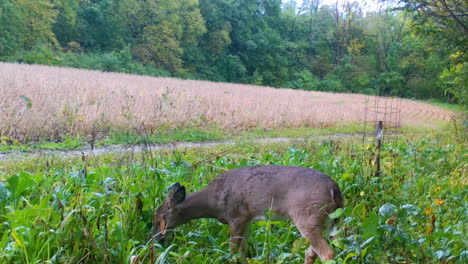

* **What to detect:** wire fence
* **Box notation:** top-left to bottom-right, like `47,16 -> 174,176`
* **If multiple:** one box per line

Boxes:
363,95 -> 402,146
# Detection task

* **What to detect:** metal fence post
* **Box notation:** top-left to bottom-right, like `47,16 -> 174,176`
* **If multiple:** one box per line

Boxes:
375,121 -> 383,177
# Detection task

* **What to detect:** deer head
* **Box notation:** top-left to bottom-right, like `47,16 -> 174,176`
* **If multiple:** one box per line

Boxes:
152,183 -> 186,242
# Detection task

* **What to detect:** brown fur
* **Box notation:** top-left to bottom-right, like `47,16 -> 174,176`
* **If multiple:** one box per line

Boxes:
153,165 -> 343,263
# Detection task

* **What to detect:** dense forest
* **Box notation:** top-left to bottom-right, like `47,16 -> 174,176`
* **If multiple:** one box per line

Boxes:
0,0 -> 466,105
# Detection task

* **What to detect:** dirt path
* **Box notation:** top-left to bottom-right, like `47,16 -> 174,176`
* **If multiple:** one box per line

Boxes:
0,133 -> 360,163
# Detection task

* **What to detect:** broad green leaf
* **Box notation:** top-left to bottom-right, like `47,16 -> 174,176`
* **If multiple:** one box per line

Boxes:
362,212 -> 379,239
329,208 -> 344,220
352,202 -> 367,220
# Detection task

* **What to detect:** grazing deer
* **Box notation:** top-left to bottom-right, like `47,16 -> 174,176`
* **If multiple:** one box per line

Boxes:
152,165 -> 343,264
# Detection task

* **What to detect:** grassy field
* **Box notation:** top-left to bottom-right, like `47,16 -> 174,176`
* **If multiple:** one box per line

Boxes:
0,63 -> 456,144
0,125 -> 466,263
0,63 -> 465,264
0,124 -> 369,153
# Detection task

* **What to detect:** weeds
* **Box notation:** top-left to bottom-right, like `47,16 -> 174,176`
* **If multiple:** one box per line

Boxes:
0,131 -> 466,263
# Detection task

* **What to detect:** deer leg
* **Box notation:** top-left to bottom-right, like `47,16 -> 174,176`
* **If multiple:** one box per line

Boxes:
294,220 -> 334,263
305,246 -> 318,264
228,219 -> 249,261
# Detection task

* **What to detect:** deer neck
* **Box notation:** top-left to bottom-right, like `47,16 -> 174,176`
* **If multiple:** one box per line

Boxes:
177,189 -> 219,224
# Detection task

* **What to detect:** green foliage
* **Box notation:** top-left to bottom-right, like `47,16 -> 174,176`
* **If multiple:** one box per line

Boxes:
0,132 -> 466,263
287,70 -> 320,90
439,62 -> 467,108
75,0 -> 132,51
132,0 -> 206,75
320,74 -> 345,93
205,23 -> 232,57
0,0 -> 24,57
17,0 -> 60,49
0,124 -> 371,153
57,48 -> 170,77
214,55 -> 247,83
394,0 -> 467,57
133,23 -> 184,74
103,126 -> 226,146
375,71 -> 405,96
20,45 -> 62,65
53,0 -> 79,47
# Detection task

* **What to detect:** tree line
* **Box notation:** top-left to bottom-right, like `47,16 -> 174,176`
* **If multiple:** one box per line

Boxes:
0,0 -> 466,105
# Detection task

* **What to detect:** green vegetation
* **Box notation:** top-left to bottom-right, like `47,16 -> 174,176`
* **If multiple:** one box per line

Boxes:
1,0 -> 466,106
0,124 -> 369,153
0,126 -> 466,263
420,99 -> 467,113
1,123 -> 445,154
1,1 -> 465,263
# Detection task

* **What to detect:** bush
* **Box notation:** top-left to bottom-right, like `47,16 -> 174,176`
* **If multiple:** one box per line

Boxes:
407,76 -> 441,100
214,55 -> 247,83
439,62 -> 467,108
57,48 -> 171,77
286,70 -> 320,90
319,74 -> 346,93
19,45 -> 62,65
375,71 -> 405,97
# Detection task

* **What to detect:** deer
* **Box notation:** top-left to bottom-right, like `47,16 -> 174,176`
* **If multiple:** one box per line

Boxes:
152,165 -> 343,264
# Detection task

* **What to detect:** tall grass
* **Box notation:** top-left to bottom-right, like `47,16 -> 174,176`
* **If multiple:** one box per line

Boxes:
0,62 -> 455,142
0,129 -> 466,263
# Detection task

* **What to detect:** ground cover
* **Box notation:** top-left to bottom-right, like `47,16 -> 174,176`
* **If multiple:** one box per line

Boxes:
0,126 -> 466,263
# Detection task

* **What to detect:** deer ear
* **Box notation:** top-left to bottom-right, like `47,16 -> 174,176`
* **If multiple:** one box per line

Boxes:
169,183 -> 185,205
